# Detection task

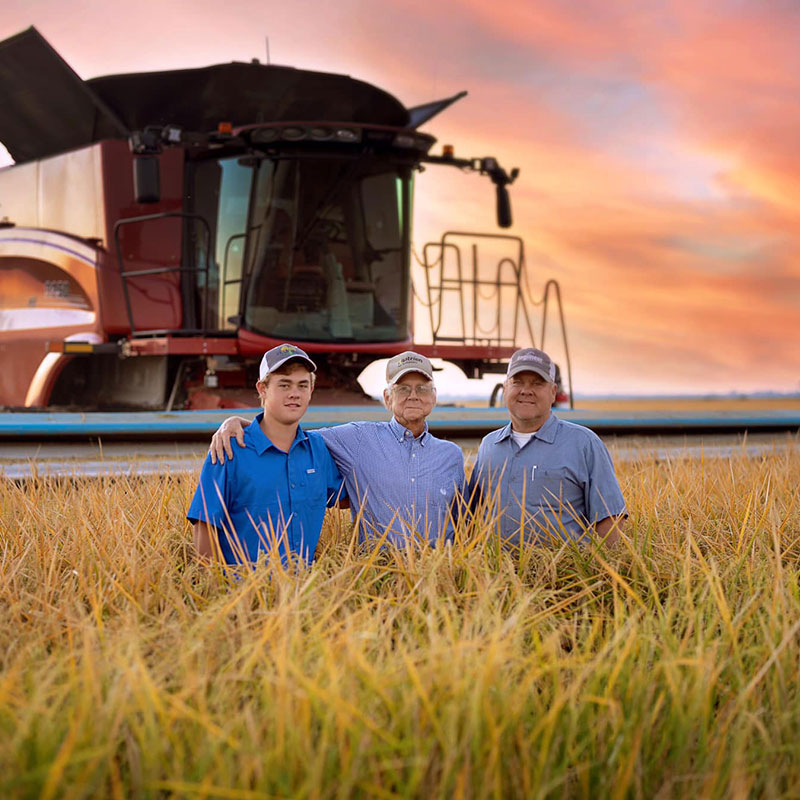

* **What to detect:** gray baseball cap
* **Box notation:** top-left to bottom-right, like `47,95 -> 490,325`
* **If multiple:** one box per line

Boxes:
386,351 -> 434,385
259,344 -> 317,380
506,348 -> 556,382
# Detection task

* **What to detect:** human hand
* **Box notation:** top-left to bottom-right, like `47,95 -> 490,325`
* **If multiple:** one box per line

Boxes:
209,416 -> 249,463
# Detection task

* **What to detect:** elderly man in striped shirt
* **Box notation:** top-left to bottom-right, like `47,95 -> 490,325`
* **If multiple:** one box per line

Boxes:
209,351 -> 465,547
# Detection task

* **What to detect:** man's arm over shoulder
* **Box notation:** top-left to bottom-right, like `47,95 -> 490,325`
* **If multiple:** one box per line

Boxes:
209,415 -> 252,464
318,421 -> 365,475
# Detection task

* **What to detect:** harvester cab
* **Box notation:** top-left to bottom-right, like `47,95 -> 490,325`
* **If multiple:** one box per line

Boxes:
0,26 -> 570,410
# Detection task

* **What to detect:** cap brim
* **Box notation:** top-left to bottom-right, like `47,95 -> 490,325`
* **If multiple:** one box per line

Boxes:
261,354 -> 317,379
388,367 -> 433,385
506,364 -> 554,382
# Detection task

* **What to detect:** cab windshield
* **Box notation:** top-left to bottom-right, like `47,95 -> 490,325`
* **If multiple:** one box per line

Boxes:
203,154 -> 412,342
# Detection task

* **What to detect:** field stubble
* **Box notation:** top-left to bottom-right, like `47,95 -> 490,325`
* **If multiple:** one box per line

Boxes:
1,439 -> 800,799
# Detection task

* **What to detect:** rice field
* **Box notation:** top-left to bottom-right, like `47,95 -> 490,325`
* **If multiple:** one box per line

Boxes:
2,436 -> 800,798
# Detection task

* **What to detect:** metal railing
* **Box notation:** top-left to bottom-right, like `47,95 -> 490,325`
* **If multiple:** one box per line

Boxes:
418,231 -> 573,406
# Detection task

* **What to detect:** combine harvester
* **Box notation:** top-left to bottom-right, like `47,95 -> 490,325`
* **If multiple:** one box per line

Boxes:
0,28 -> 796,441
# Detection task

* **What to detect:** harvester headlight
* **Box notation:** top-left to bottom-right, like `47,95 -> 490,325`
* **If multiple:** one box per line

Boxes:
282,127 -> 306,141
250,127 -> 279,144
335,128 -> 360,142
392,134 -> 416,148
309,126 -> 332,140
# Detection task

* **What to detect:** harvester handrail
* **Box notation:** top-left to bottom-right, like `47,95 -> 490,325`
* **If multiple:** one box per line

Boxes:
220,231 -> 248,324
113,212 -> 213,336
422,232 -> 534,349
538,277 -> 574,409
418,231 -> 573,408
421,241 -> 464,340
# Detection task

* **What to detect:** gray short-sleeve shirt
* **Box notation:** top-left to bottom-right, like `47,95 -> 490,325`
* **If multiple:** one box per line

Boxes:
469,413 -> 625,544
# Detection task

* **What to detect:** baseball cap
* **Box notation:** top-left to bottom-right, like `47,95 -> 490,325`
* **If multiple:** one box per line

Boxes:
506,348 -> 556,382
259,344 -> 317,380
386,351 -> 434,385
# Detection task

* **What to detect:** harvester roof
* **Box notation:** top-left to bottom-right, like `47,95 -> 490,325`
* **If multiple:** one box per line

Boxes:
0,27 -> 409,163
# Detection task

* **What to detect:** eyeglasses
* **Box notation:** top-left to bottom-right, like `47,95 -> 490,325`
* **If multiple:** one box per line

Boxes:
392,383 -> 434,398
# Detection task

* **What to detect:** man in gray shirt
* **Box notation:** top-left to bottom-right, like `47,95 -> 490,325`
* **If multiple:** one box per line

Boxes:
469,348 -> 626,546
209,351 -> 464,546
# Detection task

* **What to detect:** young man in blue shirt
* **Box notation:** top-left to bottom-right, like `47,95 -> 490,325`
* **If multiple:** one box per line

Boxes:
469,348 -> 626,547
188,344 -> 345,567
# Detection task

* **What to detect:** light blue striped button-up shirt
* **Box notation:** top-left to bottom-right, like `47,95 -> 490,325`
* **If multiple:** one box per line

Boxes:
321,418 -> 465,546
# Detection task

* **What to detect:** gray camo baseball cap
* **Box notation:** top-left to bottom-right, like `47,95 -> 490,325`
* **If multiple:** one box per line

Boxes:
259,343 -> 316,380
506,348 -> 556,382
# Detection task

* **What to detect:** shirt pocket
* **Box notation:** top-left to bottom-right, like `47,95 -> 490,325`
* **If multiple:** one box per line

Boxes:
436,481 -> 456,503
530,468 -> 583,512
304,469 -> 332,507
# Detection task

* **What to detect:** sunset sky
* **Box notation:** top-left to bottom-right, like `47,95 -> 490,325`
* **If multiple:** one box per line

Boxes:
2,0 -> 798,395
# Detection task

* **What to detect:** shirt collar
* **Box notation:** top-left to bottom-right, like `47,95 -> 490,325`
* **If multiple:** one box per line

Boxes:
389,416 -> 429,445
533,412 -> 558,443
498,412 -> 558,444
248,412 -> 308,455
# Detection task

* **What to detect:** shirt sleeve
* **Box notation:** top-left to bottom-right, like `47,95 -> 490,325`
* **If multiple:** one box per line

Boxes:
445,445 -> 467,543
583,435 -> 626,523
467,439 -> 487,510
318,422 -> 363,477
187,454 -> 231,528
323,445 -> 347,506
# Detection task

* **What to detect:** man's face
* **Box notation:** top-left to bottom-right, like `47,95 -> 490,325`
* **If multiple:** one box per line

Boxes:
384,372 -> 436,427
256,363 -> 313,425
504,370 -> 557,431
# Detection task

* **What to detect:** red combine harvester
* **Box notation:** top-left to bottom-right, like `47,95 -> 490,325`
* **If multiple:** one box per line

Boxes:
0,27 -> 571,411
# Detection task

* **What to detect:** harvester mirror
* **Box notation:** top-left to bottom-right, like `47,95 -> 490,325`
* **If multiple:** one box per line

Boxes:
479,158 -> 518,229
133,156 -> 161,204
496,184 -> 512,228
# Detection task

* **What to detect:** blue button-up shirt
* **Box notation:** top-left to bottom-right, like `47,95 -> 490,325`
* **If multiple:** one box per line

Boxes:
321,418 -> 465,546
187,414 -> 345,565
469,413 -> 625,545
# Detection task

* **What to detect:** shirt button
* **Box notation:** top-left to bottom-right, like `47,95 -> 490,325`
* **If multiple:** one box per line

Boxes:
291,483 -> 295,488
411,477 -> 415,482
412,454 -> 416,458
